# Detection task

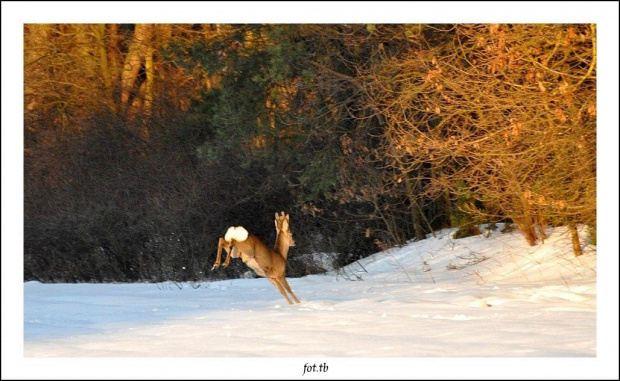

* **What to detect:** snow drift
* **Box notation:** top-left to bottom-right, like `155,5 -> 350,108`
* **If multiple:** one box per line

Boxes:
24,224 -> 596,357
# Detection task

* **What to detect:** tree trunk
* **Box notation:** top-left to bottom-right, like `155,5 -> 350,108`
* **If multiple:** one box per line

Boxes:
569,222 -> 583,257
397,162 -> 429,241
534,215 -> 547,244
120,24 -> 154,109
93,24 -> 114,110
106,24 -> 121,80
144,42 -> 154,119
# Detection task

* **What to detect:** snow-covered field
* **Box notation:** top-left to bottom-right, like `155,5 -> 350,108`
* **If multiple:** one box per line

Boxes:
7,224 -> 618,379
24,225 -> 597,359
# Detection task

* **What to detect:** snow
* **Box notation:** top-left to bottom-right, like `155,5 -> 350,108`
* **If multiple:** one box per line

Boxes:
24,225 -> 597,360
4,224 -> 617,379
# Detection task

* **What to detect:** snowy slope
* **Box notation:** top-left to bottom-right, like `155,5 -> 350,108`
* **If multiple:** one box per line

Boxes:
24,225 -> 596,358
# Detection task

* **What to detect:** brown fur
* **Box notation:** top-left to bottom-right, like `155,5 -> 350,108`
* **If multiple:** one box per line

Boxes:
212,212 -> 300,304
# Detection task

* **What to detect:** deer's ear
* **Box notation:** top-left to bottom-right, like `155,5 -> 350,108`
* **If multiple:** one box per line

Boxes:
275,219 -> 278,229
285,213 -> 290,221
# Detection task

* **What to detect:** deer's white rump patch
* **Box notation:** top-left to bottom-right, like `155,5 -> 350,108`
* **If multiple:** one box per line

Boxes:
225,226 -> 249,242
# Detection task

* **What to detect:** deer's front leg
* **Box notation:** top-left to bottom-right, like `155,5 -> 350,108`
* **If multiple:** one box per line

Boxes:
278,276 -> 300,304
268,277 -> 293,305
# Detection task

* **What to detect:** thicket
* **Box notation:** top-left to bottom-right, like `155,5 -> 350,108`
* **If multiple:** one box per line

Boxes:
24,24 -> 596,282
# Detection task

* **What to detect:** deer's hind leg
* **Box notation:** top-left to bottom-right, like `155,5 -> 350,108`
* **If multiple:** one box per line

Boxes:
213,238 -> 235,270
212,237 -> 226,269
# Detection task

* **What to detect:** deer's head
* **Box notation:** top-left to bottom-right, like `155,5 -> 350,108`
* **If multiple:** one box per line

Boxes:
275,212 -> 295,247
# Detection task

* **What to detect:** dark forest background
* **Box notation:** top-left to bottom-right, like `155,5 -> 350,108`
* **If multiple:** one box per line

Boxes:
24,24 -> 596,282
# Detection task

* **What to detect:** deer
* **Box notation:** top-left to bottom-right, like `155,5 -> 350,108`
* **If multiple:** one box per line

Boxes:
212,212 -> 300,304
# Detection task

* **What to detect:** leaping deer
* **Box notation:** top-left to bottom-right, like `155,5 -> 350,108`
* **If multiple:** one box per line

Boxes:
212,212 -> 300,304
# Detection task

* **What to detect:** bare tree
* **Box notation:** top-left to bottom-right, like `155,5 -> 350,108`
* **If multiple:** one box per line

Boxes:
362,24 -> 595,255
